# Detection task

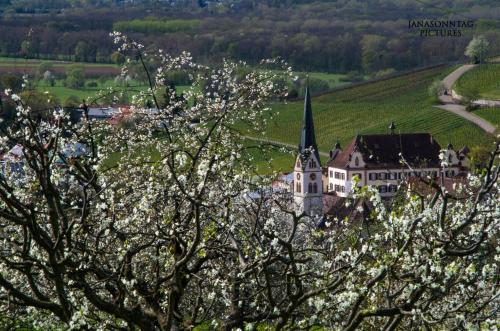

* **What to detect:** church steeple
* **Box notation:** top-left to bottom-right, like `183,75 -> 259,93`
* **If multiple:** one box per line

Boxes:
293,81 -> 323,217
298,83 -> 320,164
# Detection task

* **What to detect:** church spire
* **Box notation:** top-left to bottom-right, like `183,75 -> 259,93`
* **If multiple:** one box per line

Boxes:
298,82 -> 320,163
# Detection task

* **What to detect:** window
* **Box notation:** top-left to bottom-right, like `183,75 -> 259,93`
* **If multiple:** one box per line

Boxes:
389,185 -> 397,192
451,170 -> 455,176
354,157 -> 359,167
329,183 -> 333,191
310,173 -> 316,180
379,185 -> 387,193
389,173 -> 397,180
309,159 -> 317,168
308,183 -> 313,193
335,172 -> 342,179
334,184 -> 339,192
313,182 -> 318,193
341,186 -> 345,193
380,173 -> 387,180
329,170 -> 333,178
296,182 -> 301,193
369,173 -> 376,180
296,173 -> 301,180
296,160 -> 301,168
341,173 -> 345,180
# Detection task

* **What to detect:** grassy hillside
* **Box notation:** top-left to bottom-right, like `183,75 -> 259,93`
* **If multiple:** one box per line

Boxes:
243,66 -> 494,167
454,64 -> 500,100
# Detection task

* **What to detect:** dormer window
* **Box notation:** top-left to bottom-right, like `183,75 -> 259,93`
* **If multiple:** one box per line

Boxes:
355,157 -> 359,167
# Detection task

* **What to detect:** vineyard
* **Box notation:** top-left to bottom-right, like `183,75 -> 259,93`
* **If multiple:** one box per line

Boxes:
242,65 -> 494,165
474,107 -> 500,127
454,64 -> 500,100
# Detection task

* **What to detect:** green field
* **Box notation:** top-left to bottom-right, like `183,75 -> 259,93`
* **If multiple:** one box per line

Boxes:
36,79 -> 149,104
454,64 -> 500,100
474,107 -> 500,128
241,65 -> 494,165
291,71 -> 351,90
35,79 -> 195,105
0,57 -> 117,68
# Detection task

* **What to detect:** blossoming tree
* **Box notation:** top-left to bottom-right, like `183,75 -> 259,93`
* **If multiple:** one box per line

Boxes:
0,34 -> 498,330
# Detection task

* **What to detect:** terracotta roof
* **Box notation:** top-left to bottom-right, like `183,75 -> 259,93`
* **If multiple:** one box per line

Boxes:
327,138 -> 356,168
328,133 -> 442,169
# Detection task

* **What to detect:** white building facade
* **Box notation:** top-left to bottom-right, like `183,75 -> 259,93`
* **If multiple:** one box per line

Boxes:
327,135 -> 466,198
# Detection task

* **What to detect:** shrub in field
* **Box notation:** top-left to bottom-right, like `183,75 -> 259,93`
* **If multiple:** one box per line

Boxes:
65,64 -> 85,89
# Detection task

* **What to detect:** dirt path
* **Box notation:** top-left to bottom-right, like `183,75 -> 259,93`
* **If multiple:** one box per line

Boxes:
436,64 -> 496,134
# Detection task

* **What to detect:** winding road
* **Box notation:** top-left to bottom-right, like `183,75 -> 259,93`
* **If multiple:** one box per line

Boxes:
247,64 -> 497,156
436,65 -> 497,134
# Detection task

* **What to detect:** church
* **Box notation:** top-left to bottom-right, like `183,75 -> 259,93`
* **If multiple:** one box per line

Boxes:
292,86 -> 469,216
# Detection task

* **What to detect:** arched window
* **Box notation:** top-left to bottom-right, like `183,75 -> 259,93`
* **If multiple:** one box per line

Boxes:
355,157 -> 359,167
296,159 -> 301,168
313,182 -> 318,193
296,182 -> 301,193
308,182 -> 313,193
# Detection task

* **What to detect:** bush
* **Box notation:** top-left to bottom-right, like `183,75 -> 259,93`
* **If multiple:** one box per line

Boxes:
460,87 -> 480,108
340,71 -> 364,82
294,76 -> 330,96
375,68 -> 396,78
0,74 -> 23,93
428,79 -> 445,97
86,81 -> 98,88
65,64 -> 85,89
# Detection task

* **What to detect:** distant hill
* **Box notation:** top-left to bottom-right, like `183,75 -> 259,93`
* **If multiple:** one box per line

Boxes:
0,0 -> 498,74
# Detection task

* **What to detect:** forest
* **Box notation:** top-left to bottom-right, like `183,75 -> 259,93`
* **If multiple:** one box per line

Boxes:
0,0 -> 498,74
